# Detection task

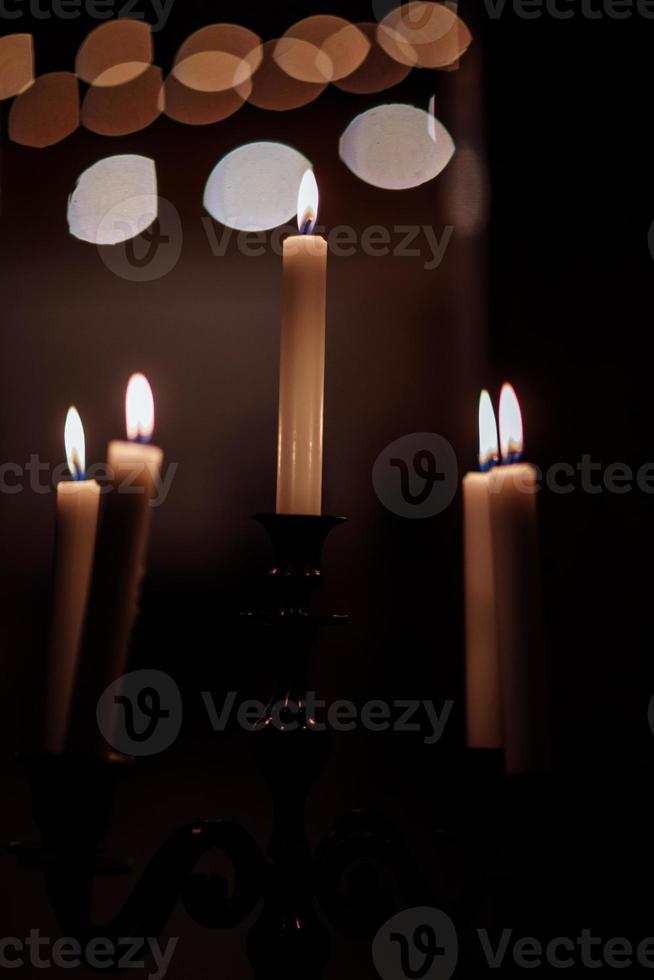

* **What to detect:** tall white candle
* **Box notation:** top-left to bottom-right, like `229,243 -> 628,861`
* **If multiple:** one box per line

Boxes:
66,374 -> 163,757
489,384 -> 550,774
276,170 -> 327,516
44,407 -> 100,754
463,391 -> 502,750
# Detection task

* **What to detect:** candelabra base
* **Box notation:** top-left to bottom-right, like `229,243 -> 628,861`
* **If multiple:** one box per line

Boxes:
11,513 -> 438,979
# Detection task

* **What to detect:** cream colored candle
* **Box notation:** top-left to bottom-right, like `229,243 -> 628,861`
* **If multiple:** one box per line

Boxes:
276,170 -> 327,516
489,384 -> 550,774
463,391 -> 502,750
44,408 -> 100,754
66,374 -> 163,757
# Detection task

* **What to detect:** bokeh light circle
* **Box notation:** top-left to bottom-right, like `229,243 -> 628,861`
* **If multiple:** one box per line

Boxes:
9,72 -> 79,147
339,103 -> 455,190
275,16 -> 370,83
173,24 -> 262,92
81,65 -> 163,136
0,34 -> 34,101
378,2 -> 472,69
248,40 -> 327,112
76,21 -> 152,86
163,73 -> 250,126
334,23 -> 411,94
204,142 -> 311,231
67,154 -> 158,245
273,37 -> 333,84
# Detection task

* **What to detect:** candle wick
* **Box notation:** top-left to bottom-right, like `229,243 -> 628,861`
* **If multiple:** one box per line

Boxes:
70,451 -> 85,481
479,455 -> 499,474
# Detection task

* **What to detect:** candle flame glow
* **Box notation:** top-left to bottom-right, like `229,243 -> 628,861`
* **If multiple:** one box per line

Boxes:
297,169 -> 319,234
126,373 -> 155,443
499,382 -> 524,462
478,390 -> 499,471
65,406 -> 86,480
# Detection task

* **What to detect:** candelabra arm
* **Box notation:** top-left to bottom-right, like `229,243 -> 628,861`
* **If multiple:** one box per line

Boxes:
45,819 -> 266,943
314,810 -> 435,939
13,755 -> 266,968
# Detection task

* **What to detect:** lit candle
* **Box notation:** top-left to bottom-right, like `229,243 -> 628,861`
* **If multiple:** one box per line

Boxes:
44,407 -> 101,754
276,170 -> 327,515
463,391 -> 503,751
66,374 -> 164,757
489,383 -> 550,774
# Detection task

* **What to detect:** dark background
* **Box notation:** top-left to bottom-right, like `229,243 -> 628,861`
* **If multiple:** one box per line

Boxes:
2,1 -> 654,976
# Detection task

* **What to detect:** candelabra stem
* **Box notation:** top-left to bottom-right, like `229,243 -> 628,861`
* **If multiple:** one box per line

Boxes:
245,514 -> 346,978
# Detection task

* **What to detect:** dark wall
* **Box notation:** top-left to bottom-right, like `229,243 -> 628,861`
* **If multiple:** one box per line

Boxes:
1,0 -> 653,975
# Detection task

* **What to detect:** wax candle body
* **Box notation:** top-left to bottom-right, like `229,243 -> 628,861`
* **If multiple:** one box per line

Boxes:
489,463 -> 550,774
44,479 -> 101,754
463,472 -> 502,750
66,440 -> 163,757
276,234 -> 328,516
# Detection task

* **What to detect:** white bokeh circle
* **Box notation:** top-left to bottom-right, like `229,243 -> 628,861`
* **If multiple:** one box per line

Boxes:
339,103 -> 455,190
67,154 -> 158,245
203,142 -> 312,231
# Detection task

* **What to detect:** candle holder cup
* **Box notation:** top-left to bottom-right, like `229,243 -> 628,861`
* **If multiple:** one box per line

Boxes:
10,752 -> 133,872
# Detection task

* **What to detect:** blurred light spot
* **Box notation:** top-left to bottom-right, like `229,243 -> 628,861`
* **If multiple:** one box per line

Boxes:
81,65 -> 163,136
375,25 -> 419,67
173,24 -> 262,93
9,72 -> 79,148
163,72 -> 250,125
277,16 -> 370,82
91,62 -> 151,88
248,40 -> 326,112
204,142 -> 311,231
76,20 -> 152,86
339,103 -> 455,190
0,33 -> 34,101
378,2 -> 472,68
442,143 -> 489,237
381,1 -> 458,45
173,52 -> 251,92
335,23 -> 411,94
273,37 -> 333,84
67,154 -> 157,245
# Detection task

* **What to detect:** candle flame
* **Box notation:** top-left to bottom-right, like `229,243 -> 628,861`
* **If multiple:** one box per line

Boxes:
297,169 -> 319,234
65,406 -> 86,481
126,373 -> 155,443
478,390 -> 499,471
499,382 -> 524,462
